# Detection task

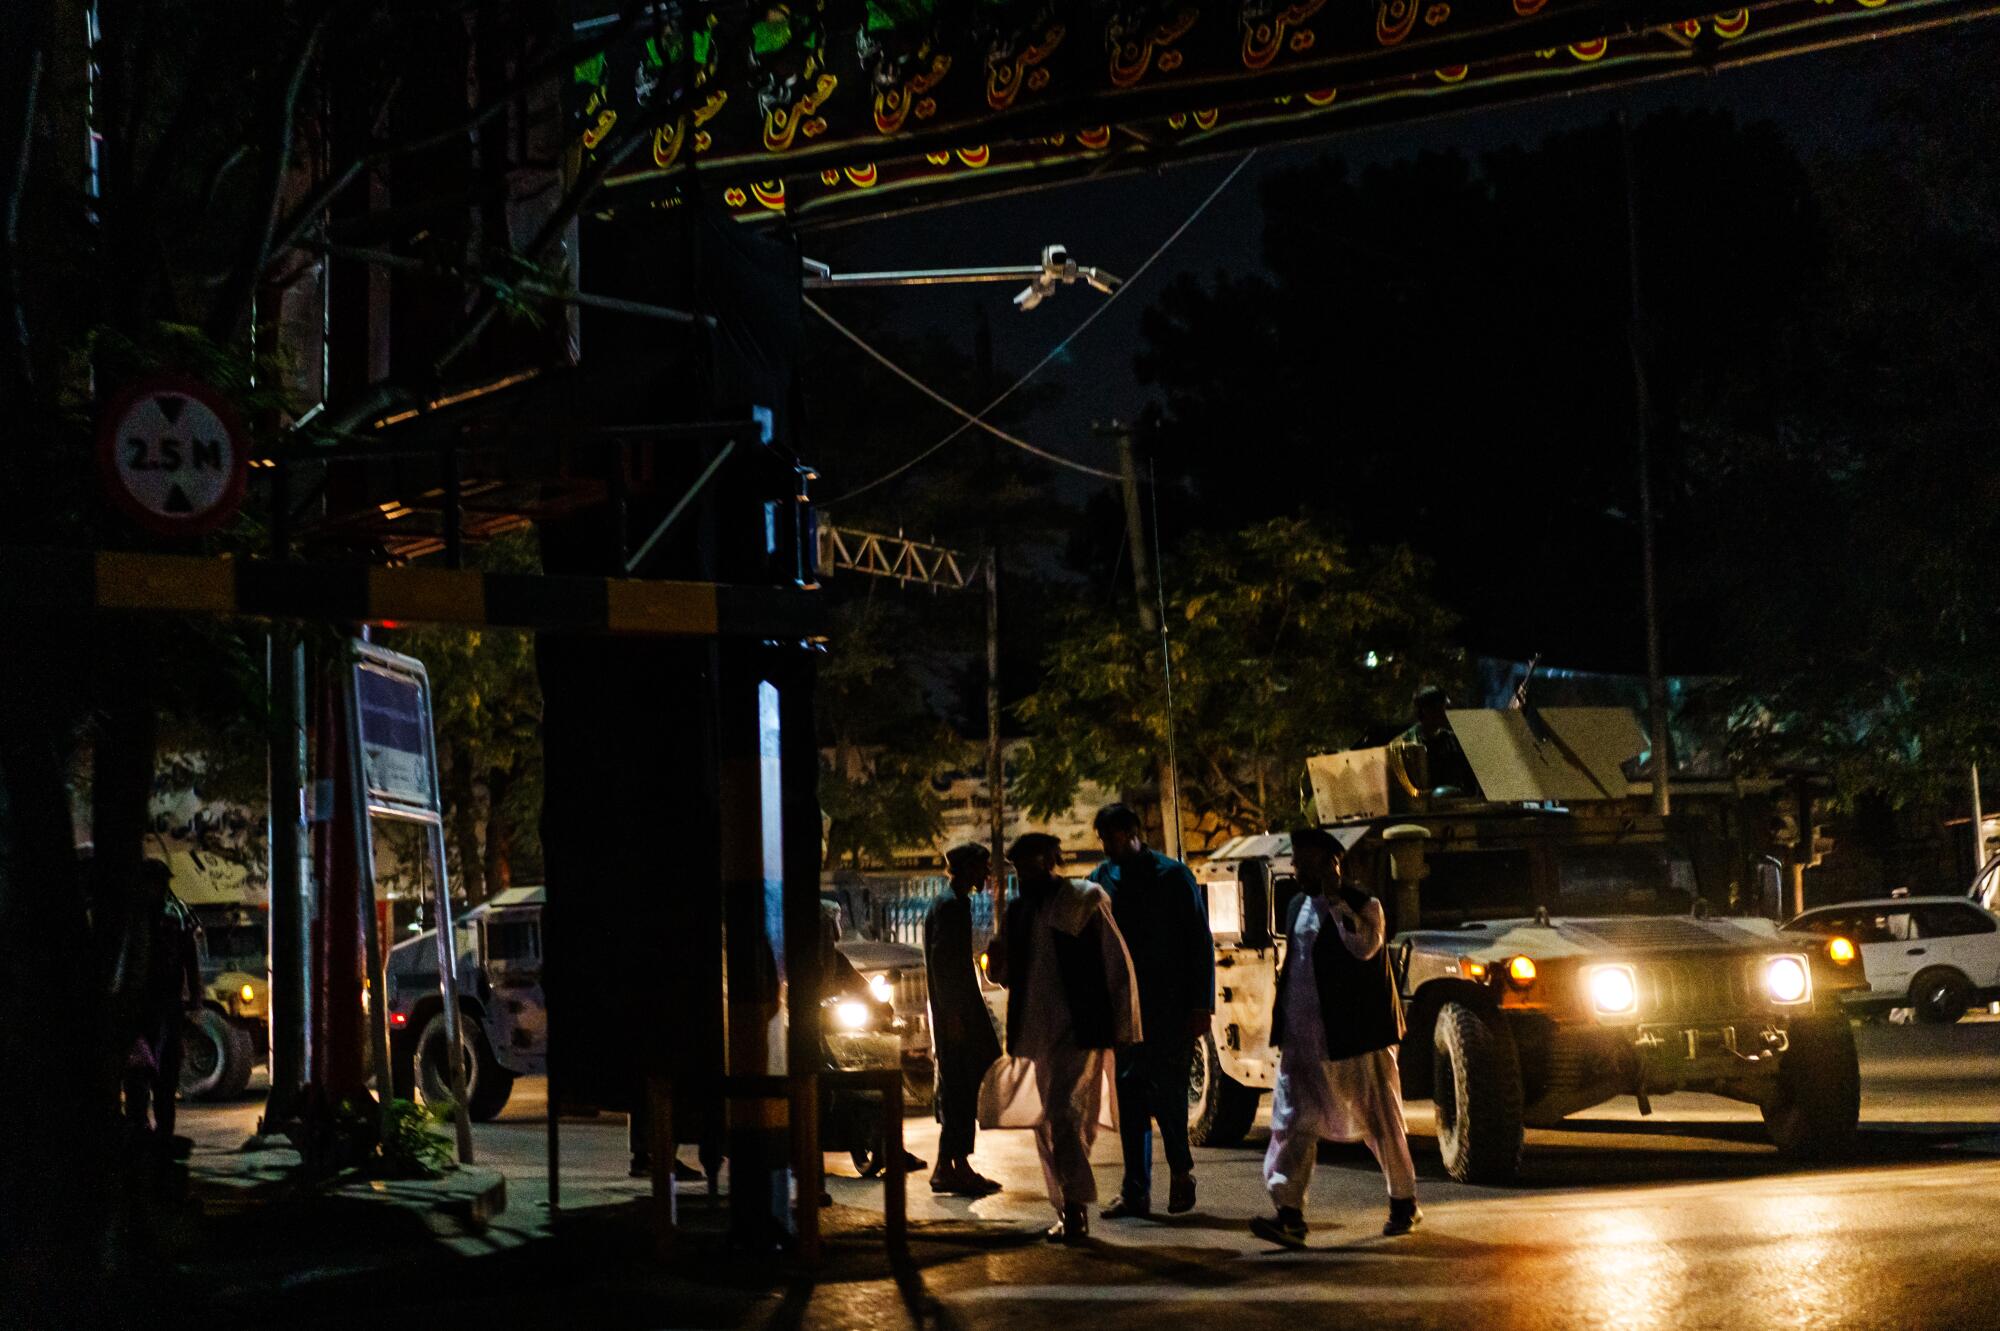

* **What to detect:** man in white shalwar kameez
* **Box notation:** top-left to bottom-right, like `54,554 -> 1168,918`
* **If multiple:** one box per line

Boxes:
1252,828 -> 1421,1248
983,834 -> 1142,1244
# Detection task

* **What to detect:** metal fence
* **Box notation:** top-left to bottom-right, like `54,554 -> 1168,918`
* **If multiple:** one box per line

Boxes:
829,873 -> 1018,958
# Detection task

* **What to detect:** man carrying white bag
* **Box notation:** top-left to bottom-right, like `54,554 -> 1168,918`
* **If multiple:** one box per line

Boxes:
980,833 -> 1143,1245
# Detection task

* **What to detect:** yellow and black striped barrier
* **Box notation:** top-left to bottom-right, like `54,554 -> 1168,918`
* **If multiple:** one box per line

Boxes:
0,548 -> 820,638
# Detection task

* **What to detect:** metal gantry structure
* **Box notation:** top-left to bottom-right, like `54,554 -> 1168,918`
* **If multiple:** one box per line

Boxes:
817,524 -> 1005,881
815,523 -> 976,591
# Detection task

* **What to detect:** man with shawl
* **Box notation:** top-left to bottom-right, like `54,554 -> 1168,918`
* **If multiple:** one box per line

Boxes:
984,833 -> 1141,1244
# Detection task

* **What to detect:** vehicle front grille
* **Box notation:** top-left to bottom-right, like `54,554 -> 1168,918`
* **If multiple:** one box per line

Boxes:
893,970 -> 930,1032
1634,958 -> 1759,1021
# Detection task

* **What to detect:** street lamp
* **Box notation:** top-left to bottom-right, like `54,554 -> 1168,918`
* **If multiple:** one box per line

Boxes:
800,243 -> 1122,310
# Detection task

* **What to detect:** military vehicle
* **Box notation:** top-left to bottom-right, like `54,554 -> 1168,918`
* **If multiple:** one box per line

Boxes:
180,904 -> 269,1101
386,885 -> 548,1120
1191,707 -> 1870,1183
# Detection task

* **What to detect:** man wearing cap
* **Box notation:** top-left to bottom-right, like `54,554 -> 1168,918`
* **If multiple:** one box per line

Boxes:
924,844 -> 1004,1196
987,833 -> 1142,1243
1251,827 -> 1420,1247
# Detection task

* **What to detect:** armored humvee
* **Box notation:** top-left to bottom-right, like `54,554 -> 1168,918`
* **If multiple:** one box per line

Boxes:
1191,707 -> 1869,1183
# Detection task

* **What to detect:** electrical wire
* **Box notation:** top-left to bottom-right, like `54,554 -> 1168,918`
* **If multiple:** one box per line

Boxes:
820,148 -> 1260,507
805,297 -> 1120,481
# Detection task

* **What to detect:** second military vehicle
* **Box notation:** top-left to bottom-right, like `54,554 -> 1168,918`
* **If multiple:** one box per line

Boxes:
1192,706 -> 1869,1183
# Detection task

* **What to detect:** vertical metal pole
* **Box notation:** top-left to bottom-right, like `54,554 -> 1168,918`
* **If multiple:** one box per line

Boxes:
1621,111 -> 1671,818
779,645 -> 822,1264
427,821 -> 476,1163
443,441 -> 464,571
263,629 -> 310,1127
1972,764 -> 1986,875
343,670 -> 398,1145
985,550 -> 1005,892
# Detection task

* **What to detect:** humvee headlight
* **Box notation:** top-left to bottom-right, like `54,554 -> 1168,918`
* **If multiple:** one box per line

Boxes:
834,1000 -> 871,1031
866,973 -> 894,1005
1507,956 -> 1537,987
1827,936 -> 1857,965
1765,955 -> 1811,1005
1587,964 -> 1638,1016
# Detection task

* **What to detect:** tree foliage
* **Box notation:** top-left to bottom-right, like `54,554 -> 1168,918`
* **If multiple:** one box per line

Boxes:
1017,517 -> 1459,831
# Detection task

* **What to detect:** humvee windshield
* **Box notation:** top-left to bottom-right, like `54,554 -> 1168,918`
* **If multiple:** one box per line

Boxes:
1421,849 -> 1535,924
1555,845 -> 1698,916
202,923 -> 265,968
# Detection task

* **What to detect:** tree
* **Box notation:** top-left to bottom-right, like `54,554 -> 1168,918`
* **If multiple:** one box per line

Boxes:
1016,516 -> 1460,832
386,535 -> 544,903
816,595 -> 958,868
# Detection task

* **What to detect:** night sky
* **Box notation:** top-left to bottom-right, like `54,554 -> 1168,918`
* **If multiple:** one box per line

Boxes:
802,28 -> 1937,507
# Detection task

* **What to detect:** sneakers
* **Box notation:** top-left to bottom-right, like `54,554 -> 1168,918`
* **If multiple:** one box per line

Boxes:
1045,1205 -> 1090,1244
1383,1196 -> 1423,1236
1100,1193 -> 1151,1220
1250,1208 -> 1310,1249
1167,1172 -> 1197,1214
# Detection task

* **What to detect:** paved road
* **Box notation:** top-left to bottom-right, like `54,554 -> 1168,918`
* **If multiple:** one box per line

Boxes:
183,1020 -> 2000,1329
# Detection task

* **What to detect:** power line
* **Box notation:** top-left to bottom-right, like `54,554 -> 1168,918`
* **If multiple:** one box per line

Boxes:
804,297 -> 1120,482
820,148 -> 1260,507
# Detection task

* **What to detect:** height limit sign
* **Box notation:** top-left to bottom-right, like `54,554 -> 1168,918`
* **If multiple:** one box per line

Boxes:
96,374 -> 250,537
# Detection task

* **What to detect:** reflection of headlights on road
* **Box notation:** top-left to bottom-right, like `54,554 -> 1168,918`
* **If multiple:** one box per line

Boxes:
866,973 -> 894,1005
834,1000 -> 871,1031
1587,964 -> 1638,1016
1765,955 -> 1812,1004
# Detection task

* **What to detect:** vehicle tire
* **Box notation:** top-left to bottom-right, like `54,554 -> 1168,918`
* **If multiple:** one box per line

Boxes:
180,1008 -> 254,1101
1187,1031 -> 1262,1148
1910,968 -> 1973,1025
1430,1002 -> 1524,1184
415,1011 -> 513,1120
1762,1018 -> 1860,1158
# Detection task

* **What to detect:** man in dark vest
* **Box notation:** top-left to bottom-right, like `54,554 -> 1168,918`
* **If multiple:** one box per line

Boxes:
1088,803 -> 1213,1219
923,844 -> 1003,1196
1251,828 -> 1420,1248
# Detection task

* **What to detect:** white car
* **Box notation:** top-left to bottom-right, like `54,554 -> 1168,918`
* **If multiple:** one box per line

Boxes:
1786,895 -> 2000,1024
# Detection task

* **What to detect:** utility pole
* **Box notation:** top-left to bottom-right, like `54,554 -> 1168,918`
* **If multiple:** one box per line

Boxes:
1105,421 -> 1181,858
1621,111 -> 1671,818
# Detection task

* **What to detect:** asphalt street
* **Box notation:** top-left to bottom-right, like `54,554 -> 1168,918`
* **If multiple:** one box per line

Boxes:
182,1019 -> 2000,1329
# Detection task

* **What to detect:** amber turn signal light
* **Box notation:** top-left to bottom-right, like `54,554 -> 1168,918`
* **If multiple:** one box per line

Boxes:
1827,936 -> 1857,965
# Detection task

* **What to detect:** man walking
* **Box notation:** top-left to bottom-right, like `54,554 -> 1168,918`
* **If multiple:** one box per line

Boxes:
987,833 -> 1141,1243
113,860 -> 201,1145
1088,803 -> 1213,1219
923,844 -> 1003,1196
1251,828 -> 1421,1247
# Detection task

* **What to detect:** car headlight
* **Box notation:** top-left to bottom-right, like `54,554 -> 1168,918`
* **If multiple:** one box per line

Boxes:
1587,964 -> 1638,1016
834,999 -> 871,1031
866,973 -> 894,1005
1765,954 -> 1811,1005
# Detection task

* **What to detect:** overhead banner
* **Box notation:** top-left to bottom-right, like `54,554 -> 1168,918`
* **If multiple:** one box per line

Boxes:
566,0 -> 1989,226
